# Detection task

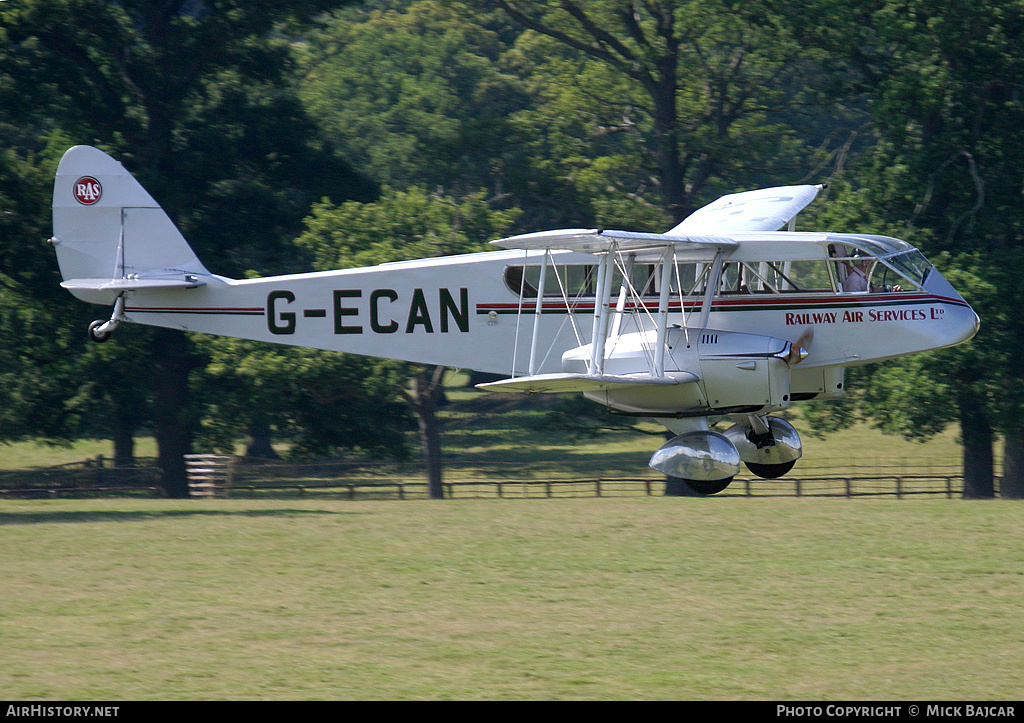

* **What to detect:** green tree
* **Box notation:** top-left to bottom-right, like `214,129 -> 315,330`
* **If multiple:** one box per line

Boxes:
298,0 -> 526,195
1,0 -> 368,495
0,134 -> 92,443
800,0 -> 1024,497
0,129 -> 163,465
297,0 -> 676,233
194,337 -> 413,460
492,0 -> 838,225
295,186 -> 519,497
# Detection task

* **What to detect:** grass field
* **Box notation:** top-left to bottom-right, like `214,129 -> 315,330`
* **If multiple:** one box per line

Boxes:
0,388 -> 1014,700
0,399 -> 968,478
1,496 -> 1022,700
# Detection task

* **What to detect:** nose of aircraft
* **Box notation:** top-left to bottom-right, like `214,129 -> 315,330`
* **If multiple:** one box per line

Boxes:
958,307 -> 983,346
925,269 -> 980,347
945,294 -> 981,348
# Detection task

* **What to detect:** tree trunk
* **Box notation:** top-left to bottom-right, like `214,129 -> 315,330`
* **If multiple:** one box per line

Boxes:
150,328 -> 195,498
407,365 -> 446,500
962,439 -> 994,499
418,397 -> 444,500
959,391 -> 995,499
245,414 -> 280,460
650,90 -> 689,223
1001,432 -> 1024,499
110,411 -> 135,468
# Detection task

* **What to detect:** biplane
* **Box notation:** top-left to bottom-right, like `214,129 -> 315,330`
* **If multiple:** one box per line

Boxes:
50,145 -> 979,494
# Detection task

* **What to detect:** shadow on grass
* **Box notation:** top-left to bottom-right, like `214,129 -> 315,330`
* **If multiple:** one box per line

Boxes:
0,507 -> 358,526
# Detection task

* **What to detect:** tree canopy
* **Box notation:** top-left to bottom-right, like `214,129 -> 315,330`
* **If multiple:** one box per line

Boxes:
2,0 -> 1020,497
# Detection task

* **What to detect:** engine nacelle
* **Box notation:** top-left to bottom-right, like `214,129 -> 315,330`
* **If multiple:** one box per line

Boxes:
562,327 -> 794,416
688,329 -> 792,412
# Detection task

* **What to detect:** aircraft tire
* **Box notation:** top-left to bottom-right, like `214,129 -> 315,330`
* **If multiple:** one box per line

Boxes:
744,460 -> 797,479
683,477 -> 733,495
87,320 -> 111,343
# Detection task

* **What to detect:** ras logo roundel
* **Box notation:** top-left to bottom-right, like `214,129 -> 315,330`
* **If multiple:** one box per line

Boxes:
73,176 -> 102,205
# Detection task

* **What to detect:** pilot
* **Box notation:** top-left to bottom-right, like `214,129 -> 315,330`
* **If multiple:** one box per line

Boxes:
842,254 -> 902,293
843,256 -> 871,292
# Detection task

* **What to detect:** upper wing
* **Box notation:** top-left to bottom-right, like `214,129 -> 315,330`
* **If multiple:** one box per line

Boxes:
668,185 -> 824,235
490,185 -> 823,258
491,228 -> 737,261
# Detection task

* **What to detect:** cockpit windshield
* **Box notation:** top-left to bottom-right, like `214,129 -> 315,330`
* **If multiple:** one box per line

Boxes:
880,249 -> 932,288
828,235 -> 933,292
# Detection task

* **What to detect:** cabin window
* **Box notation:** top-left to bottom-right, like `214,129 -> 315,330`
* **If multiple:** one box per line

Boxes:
504,262 -> 705,299
719,260 -> 836,294
504,264 -> 597,298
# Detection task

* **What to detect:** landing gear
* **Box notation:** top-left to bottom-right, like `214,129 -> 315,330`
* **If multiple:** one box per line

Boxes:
87,319 -> 112,343
744,459 -> 797,479
651,416 -> 802,495
650,420 -> 741,496
86,294 -> 125,343
723,416 -> 802,480
683,476 -> 734,495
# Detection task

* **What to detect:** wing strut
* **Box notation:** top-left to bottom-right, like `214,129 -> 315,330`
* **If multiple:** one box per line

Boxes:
654,246 -> 675,376
528,250 -> 549,376
698,252 -> 724,329
588,249 -> 615,375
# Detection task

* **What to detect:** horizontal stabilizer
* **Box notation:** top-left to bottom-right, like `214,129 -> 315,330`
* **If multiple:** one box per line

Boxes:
477,371 -> 699,395
60,276 -> 206,291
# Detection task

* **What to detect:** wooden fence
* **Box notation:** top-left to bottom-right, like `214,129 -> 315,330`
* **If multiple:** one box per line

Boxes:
0,455 -> 989,499
225,474 -> 971,500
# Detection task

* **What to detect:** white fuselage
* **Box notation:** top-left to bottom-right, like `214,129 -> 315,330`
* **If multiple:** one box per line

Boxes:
120,248 -> 978,403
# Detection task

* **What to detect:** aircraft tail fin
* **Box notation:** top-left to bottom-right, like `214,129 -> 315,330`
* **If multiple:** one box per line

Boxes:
51,145 -> 212,304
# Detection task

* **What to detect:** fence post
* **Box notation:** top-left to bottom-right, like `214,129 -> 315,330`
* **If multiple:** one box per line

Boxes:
895,476 -> 902,499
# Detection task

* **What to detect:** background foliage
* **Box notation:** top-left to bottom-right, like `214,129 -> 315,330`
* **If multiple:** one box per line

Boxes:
1,0 -> 1020,496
